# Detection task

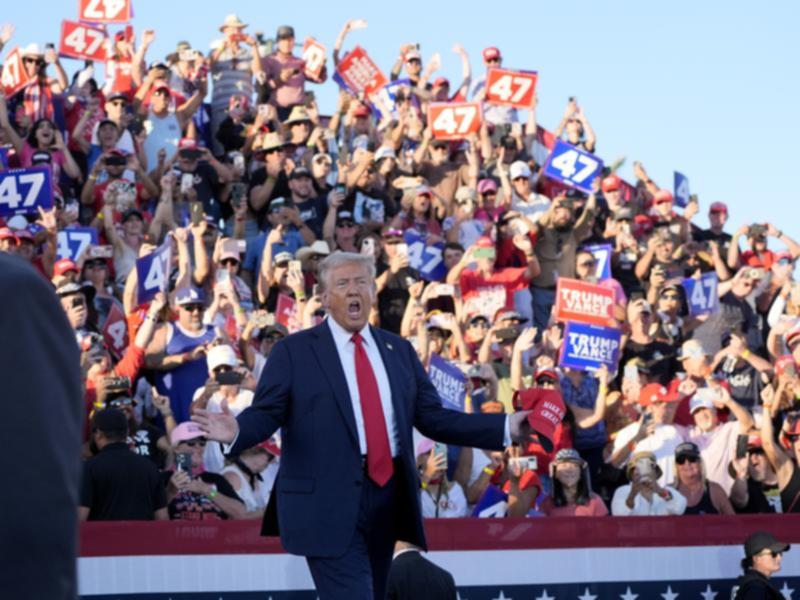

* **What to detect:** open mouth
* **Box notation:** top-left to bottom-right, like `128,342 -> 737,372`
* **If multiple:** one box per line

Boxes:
347,299 -> 362,318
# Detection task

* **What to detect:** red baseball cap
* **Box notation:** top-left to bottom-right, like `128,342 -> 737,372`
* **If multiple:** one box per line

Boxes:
352,104 -> 370,118
259,438 -> 281,457
432,76 -> 450,88
653,189 -> 674,205
152,82 -> 172,95
515,388 -> 566,452
0,227 -> 18,244
477,178 -> 498,194
601,175 -> 622,193
53,258 -> 79,277
709,201 -> 728,214
475,236 -> 494,248
638,383 -> 679,407
178,137 -> 199,150
482,47 -> 502,62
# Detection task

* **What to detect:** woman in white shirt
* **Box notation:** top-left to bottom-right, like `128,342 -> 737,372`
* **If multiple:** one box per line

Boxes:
417,439 -> 468,518
611,451 -> 686,516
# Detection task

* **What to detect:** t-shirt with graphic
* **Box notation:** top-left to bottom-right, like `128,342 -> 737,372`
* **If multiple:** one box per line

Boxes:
165,471 -> 243,520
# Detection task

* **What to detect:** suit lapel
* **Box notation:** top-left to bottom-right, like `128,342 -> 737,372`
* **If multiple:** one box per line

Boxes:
310,322 -> 359,449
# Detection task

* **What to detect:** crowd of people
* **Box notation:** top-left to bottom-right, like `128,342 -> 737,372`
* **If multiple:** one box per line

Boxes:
2,14 -> 800,523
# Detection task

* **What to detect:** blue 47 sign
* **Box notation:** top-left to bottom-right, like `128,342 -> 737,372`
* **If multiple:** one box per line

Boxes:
136,241 -> 172,304
0,166 -> 53,216
583,243 -> 612,280
403,229 -> 447,281
542,139 -> 603,193
682,272 -> 719,316
56,227 -> 98,260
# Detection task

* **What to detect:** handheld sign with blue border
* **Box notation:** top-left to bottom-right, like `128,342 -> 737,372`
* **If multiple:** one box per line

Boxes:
403,229 -> 447,281
674,171 -> 690,208
136,241 -> 172,304
56,227 -> 98,260
559,321 -> 622,372
682,272 -> 719,316
428,353 -> 467,412
583,243 -> 612,280
0,166 -> 53,216
542,139 -> 603,194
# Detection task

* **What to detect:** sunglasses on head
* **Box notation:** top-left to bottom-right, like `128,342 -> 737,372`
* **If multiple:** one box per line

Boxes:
676,455 -> 700,465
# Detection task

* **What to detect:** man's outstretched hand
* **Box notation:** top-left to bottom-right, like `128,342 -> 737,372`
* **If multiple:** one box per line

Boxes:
509,410 -> 534,445
191,400 -> 239,444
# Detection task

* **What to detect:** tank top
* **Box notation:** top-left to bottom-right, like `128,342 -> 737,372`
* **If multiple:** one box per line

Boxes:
682,483 -> 718,515
780,465 -> 800,512
220,465 -> 262,512
143,110 -> 181,175
154,322 -> 216,423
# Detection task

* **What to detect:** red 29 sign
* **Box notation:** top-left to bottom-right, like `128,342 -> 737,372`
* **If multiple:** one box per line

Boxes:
59,20 -> 108,62
78,0 -> 131,23
428,102 -> 482,140
0,47 -> 32,97
485,68 -> 538,109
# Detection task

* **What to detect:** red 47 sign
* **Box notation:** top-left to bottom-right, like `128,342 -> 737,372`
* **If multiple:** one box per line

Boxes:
302,37 -> 326,80
78,0 -> 131,23
336,45 -> 388,96
0,47 -> 32,97
102,302 -> 129,359
485,68 -> 538,109
59,20 -> 108,62
428,102 -> 482,140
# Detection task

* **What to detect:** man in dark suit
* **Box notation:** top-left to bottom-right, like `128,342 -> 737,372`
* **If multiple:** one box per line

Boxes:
194,252 -> 534,599
387,541 -> 457,600
0,253 -> 82,599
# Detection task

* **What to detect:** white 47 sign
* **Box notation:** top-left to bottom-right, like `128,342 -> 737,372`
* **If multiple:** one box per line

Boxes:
428,102 -> 482,140
79,0 -> 131,23
60,20 -> 108,61
0,47 -> 32,97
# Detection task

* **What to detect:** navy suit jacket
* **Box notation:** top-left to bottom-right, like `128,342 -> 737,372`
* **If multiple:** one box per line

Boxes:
230,321 -> 506,557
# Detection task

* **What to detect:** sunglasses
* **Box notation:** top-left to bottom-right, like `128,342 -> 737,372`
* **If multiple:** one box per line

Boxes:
337,220 -> 356,228
758,550 -> 783,558
265,147 -> 284,155
109,398 -> 134,408
661,293 -> 680,301
182,439 -> 206,448
470,321 -> 489,328
221,258 -> 239,267
676,455 -> 700,465
486,58 -> 500,64
181,303 -> 204,312
154,89 -> 170,97
109,100 -> 127,107
264,333 -> 284,342
86,260 -> 107,269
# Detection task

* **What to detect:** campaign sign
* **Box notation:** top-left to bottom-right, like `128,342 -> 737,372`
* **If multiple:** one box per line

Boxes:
554,278 -> 615,327
542,139 -> 603,194
428,353 -> 467,412
485,68 -> 538,109
335,46 -> 388,96
301,37 -> 326,80
136,242 -> 171,304
370,78 -> 412,121
471,485 -> 508,518
674,171 -> 690,208
559,321 -> 622,372
79,0 -> 132,23
275,293 -> 301,333
682,272 -> 719,316
0,166 -> 53,216
0,47 -> 32,98
56,226 -> 97,260
102,301 -> 128,359
59,20 -> 108,62
462,286 -> 507,322
403,229 -> 447,281
428,102 -> 482,140
0,147 -> 8,169
583,243 -> 612,281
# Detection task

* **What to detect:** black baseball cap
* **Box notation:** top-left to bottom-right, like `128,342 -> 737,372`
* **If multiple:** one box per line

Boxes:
289,167 -> 312,180
675,442 -> 701,460
276,25 -> 295,40
744,531 -> 790,558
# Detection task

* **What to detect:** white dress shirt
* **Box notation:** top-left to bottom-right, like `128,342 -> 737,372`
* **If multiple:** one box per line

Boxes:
327,317 -> 399,457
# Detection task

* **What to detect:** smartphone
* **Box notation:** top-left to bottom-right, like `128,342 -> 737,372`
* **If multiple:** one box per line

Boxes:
437,284 -> 455,297
689,193 -> 698,204
510,218 -> 529,236
312,283 -> 320,297
524,456 -> 538,471
736,434 -> 749,459
190,201 -> 203,226
175,452 -> 193,476
289,260 -> 303,275
334,183 -> 347,195
473,247 -> 496,260
360,237 -> 376,256
215,370 -> 244,386
495,327 -> 518,340
180,174 -> 194,195
623,364 -> 639,382
305,90 -> 315,105
103,376 -> 131,394
230,182 -> 247,208
642,412 -> 653,426
635,457 -> 654,481
257,104 -> 269,116
179,49 -> 196,62
396,243 -> 408,258
433,442 -> 448,470
231,152 -> 245,172
88,245 -> 114,259
215,269 -> 230,285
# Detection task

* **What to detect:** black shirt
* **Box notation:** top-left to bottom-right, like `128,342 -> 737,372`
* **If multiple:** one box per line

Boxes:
80,442 -> 166,520
163,471 -> 243,521
715,360 -> 763,409
376,263 -> 419,334
733,569 -> 783,599
128,422 -> 168,469
178,161 -> 223,221
249,168 -> 291,229
294,195 -> 328,239
619,339 -> 677,385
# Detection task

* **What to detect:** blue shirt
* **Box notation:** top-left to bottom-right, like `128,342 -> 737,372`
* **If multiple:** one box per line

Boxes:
559,373 -> 606,450
242,227 -> 306,276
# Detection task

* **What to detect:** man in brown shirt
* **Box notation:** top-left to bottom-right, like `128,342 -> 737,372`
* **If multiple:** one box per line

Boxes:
530,193 -> 597,331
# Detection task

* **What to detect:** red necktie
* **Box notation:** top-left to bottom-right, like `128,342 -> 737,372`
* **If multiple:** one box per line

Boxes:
351,332 -> 393,486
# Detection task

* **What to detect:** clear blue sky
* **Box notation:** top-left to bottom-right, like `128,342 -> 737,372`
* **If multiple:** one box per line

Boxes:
9,0 -> 800,240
